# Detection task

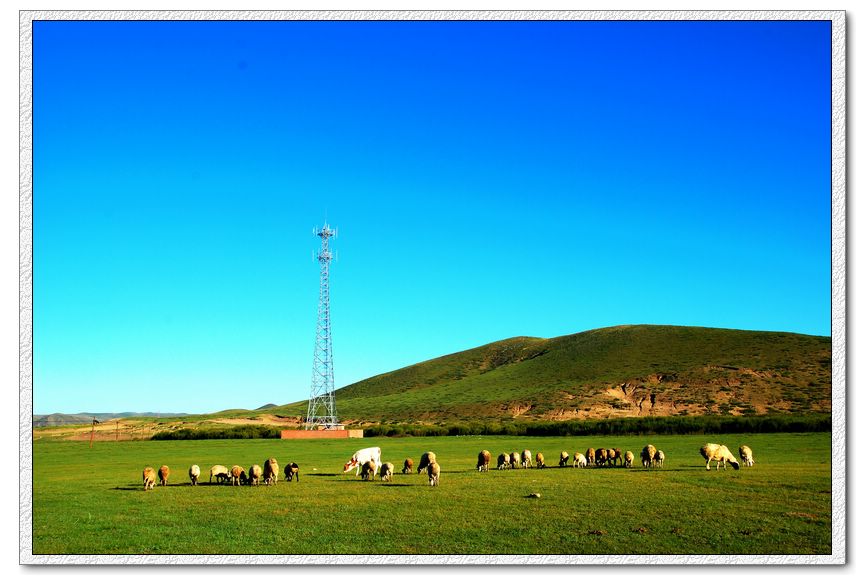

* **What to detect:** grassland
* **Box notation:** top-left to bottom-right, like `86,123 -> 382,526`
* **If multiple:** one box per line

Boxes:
32,432 -> 832,556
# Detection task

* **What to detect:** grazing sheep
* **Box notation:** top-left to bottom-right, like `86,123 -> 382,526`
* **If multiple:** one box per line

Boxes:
611,448 -> 624,467
477,450 -> 491,472
188,465 -> 200,486
510,451 -> 521,469
403,458 -> 414,474
428,461 -> 441,487
497,453 -> 511,470
559,451 -> 569,467
739,445 -> 755,467
700,443 -> 740,471
158,465 -> 170,487
641,445 -> 657,468
284,462 -> 300,482
230,465 -> 247,486
248,464 -> 263,486
209,465 -> 230,484
573,453 -> 588,468
653,450 -> 665,468
143,467 -> 157,491
263,457 -> 279,485
521,449 -> 532,469
417,452 -> 437,475
535,452 -> 546,469
624,451 -> 634,468
595,448 -> 607,466
361,460 -> 378,481
586,448 -> 596,467
380,462 -> 395,482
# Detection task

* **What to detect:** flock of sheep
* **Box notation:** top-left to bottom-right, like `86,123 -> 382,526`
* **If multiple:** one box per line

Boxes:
141,458 -> 300,490
140,442 -> 756,491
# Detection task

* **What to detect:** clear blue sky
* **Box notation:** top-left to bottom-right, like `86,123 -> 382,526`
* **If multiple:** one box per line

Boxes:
33,20 -> 832,414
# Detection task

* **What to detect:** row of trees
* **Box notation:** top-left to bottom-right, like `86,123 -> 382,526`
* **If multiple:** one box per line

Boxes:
362,414 -> 831,438
150,415 -> 830,440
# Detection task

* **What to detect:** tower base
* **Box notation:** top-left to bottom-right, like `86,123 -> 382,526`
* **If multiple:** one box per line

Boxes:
280,429 -> 363,439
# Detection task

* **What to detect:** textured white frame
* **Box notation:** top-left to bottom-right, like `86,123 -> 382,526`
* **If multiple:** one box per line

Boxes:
18,9 -> 846,565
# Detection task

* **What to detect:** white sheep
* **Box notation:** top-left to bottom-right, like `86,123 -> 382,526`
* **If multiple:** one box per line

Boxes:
248,464 -> 263,486
700,443 -> 740,470
497,453 -> 510,470
510,451 -> 521,469
624,451 -> 634,468
573,453 -> 587,468
209,465 -> 230,484
379,462 -> 394,482
653,450 -> 665,468
521,449 -> 532,469
417,452 -> 437,475
188,464 -> 200,486
559,451 -> 569,467
142,467 -> 157,491
739,445 -> 755,467
428,461 -> 440,487
641,445 -> 657,468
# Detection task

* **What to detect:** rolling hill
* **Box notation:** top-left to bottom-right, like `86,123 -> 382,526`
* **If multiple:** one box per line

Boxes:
259,324 -> 831,425
33,325 -> 831,440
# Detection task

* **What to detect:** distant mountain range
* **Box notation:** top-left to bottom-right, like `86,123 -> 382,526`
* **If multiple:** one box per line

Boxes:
33,412 -> 190,427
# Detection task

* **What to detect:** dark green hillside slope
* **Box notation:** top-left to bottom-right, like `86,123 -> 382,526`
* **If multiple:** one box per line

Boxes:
266,325 -> 830,425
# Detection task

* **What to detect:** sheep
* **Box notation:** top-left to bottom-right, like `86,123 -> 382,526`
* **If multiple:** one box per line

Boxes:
230,465 -> 247,486
653,450 -> 665,468
284,462 -> 300,482
248,464 -> 263,486
595,448 -> 607,466
428,461 -> 441,487
142,467 -> 157,491
624,451 -> 634,468
700,443 -> 740,471
417,452 -> 437,475
739,445 -> 755,467
641,445 -> 657,468
403,458 -> 414,474
535,452 -> 546,469
158,465 -> 170,487
209,465 -> 230,484
521,449 -> 532,468
497,453 -> 511,470
361,460 -> 378,481
379,462 -> 395,482
263,457 -> 279,485
585,447 -> 596,467
573,453 -> 588,468
477,450 -> 491,472
510,451 -> 521,469
188,464 -> 200,486
559,451 -> 569,467
611,448 -> 624,467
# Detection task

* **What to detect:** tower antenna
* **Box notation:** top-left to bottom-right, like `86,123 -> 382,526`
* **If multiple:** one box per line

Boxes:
305,222 -> 339,429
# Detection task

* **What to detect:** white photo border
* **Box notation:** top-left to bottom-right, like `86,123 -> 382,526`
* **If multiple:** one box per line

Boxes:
18,9 -> 847,565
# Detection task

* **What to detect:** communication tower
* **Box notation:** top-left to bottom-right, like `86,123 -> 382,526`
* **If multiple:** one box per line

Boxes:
305,223 -> 339,429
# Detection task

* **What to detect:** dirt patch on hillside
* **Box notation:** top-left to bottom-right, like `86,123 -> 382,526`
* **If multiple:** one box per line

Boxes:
210,414 -> 302,427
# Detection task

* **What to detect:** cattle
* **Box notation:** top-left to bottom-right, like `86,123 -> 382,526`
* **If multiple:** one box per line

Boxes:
344,447 -> 383,476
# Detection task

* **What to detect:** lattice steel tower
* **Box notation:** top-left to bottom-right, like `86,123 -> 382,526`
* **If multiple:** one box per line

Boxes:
305,223 -> 339,429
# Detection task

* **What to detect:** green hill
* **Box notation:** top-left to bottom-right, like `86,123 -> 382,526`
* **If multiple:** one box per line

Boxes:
263,325 -> 830,425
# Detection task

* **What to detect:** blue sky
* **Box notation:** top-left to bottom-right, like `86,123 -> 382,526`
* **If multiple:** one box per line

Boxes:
33,20 -> 832,414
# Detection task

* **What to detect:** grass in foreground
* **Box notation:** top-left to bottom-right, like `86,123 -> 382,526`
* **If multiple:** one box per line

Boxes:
32,432 -> 831,556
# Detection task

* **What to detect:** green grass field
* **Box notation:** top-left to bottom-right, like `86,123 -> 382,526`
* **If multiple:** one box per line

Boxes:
32,432 -> 832,556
